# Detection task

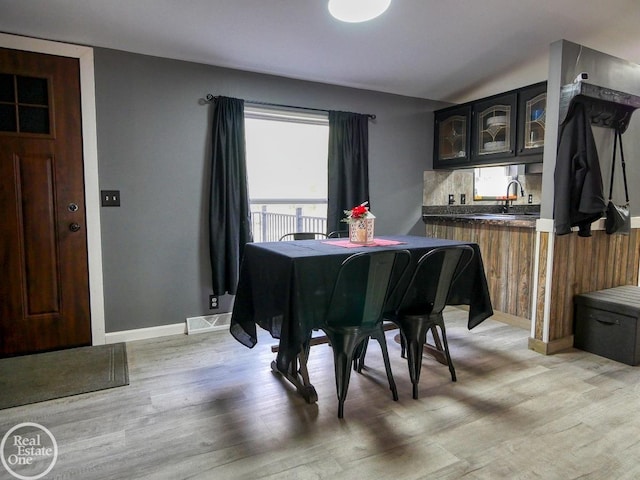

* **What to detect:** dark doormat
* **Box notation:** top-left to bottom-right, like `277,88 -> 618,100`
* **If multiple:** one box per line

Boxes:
0,343 -> 129,410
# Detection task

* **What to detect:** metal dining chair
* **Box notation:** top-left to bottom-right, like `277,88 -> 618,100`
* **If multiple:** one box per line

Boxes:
390,245 -> 474,399
327,230 -> 349,238
278,232 -> 328,241
358,245 -> 474,399
321,249 -> 410,418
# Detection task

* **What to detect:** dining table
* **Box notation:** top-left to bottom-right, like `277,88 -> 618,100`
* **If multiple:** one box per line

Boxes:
230,235 -> 493,402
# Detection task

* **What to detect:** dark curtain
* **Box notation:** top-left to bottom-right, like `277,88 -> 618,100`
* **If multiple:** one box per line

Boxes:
327,111 -> 370,233
209,96 -> 253,295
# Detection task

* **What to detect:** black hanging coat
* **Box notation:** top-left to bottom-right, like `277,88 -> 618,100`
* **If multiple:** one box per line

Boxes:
553,102 -> 606,237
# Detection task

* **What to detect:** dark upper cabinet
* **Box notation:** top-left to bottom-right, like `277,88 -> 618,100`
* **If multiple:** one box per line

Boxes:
433,81 -> 547,169
517,81 -> 547,159
471,92 -> 517,164
433,104 -> 471,168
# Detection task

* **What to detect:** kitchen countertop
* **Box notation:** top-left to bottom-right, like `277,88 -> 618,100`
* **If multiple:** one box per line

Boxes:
422,205 -> 540,228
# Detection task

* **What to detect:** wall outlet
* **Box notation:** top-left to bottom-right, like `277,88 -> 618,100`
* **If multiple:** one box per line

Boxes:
528,194 -> 533,204
460,193 -> 466,205
448,194 -> 455,205
209,295 -> 219,309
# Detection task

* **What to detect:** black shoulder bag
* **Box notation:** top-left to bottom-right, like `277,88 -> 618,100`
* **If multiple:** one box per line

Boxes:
605,128 -> 630,235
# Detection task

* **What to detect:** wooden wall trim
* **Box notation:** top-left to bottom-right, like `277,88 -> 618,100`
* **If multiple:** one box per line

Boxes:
532,231 -> 550,342
527,335 -> 574,355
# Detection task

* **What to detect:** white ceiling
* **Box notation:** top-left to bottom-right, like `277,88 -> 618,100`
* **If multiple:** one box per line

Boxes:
1,0 -> 639,102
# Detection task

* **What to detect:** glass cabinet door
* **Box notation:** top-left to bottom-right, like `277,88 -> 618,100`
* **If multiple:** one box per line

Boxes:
517,82 -> 547,159
433,105 -> 471,168
472,93 -> 517,161
524,93 -> 545,148
477,105 -> 511,155
439,114 -> 467,159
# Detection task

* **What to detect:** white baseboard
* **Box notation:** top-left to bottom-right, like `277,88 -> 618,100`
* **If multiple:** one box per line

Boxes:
104,312 -> 233,344
105,323 -> 186,344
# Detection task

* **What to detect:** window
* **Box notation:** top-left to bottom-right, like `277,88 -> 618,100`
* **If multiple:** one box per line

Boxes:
244,106 -> 329,242
0,74 -> 51,134
473,166 -> 518,200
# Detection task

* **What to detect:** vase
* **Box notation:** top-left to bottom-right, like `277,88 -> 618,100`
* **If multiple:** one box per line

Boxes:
349,215 -> 375,244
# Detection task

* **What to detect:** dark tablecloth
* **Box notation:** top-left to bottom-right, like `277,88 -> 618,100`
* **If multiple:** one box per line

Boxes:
230,235 -> 493,371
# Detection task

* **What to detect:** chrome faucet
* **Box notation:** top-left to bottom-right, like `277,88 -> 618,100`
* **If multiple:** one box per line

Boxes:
503,179 -> 525,213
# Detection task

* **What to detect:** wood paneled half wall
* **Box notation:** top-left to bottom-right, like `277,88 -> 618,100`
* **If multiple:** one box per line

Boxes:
532,220 -> 640,353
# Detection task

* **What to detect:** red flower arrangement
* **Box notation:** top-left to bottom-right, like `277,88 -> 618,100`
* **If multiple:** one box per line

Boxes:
342,201 -> 371,222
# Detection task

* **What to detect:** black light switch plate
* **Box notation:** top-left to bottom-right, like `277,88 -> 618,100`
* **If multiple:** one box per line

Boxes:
101,190 -> 121,207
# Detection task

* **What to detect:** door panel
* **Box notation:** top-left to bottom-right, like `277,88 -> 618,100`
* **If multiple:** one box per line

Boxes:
0,47 -> 91,357
18,153 -> 59,314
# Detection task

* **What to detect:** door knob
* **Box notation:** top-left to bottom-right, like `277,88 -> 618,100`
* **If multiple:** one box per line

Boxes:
69,223 -> 81,232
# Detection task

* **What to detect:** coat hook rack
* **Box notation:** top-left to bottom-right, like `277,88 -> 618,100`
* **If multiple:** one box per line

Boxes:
559,81 -> 640,133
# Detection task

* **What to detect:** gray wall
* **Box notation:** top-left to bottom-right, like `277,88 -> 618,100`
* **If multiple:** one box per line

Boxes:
94,48 -> 441,332
540,40 -> 640,218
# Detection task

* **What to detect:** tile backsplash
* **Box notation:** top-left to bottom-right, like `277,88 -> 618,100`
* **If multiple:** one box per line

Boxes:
423,169 -> 542,206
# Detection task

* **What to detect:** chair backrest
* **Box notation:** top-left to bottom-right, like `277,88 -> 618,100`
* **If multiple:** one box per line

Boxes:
279,232 -> 328,241
327,230 -> 349,238
326,250 -> 411,328
397,245 -> 475,316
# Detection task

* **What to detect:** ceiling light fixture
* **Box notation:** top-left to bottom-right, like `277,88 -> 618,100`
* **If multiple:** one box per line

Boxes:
328,0 -> 391,23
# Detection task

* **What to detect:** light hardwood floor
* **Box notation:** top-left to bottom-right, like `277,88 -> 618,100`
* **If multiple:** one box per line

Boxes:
2,308 -> 640,480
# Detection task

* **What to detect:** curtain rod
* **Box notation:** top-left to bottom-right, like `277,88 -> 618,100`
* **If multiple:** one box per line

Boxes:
205,94 -> 376,120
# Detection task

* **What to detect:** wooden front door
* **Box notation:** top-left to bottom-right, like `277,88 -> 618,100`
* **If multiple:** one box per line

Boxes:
0,47 -> 91,357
